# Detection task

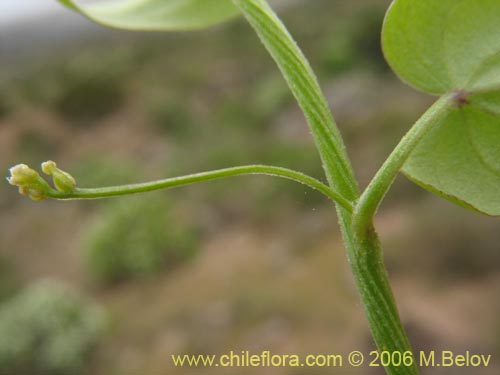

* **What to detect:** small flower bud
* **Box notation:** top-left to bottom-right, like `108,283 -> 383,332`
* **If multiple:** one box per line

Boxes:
41,161 -> 76,193
7,164 -> 51,201
7,164 -> 38,186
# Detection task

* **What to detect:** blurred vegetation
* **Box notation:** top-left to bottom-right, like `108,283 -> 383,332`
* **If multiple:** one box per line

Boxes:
84,197 -> 198,284
51,65 -> 125,123
148,97 -> 197,140
11,52 -> 135,124
0,281 -> 104,375
0,256 -> 19,302
0,94 -> 10,119
71,156 -> 141,188
15,128 -> 60,165
387,203 -> 500,281
319,7 -> 387,75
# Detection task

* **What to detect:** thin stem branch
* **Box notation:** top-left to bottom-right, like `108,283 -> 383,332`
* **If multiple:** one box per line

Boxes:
48,165 -> 354,212
352,93 -> 457,236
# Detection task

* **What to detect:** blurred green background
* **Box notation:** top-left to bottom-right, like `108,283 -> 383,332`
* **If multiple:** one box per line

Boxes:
0,0 -> 499,374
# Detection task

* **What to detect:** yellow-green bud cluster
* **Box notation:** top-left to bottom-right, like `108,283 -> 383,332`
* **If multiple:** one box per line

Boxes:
7,161 -> 77,201
7,164 -> 51,201
42,161 -> 76,193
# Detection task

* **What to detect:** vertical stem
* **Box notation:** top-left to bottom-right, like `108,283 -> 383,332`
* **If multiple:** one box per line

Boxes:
342,222 -> 419,374
234,1 -> 419,374
345,95 -> 457,374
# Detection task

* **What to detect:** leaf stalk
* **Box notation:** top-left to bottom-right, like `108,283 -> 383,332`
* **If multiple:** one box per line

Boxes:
47,165 -> 353,212
352,93 -> 457,237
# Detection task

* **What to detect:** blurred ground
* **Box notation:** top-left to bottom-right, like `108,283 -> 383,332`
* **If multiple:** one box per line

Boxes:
0,0 -> 499,374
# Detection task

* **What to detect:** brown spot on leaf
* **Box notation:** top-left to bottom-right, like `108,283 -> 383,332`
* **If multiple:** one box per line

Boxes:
453,89 -> 470,107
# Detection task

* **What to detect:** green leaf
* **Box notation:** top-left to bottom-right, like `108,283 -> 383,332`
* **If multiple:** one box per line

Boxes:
403,106 -> 500,216
382,0 -> 500,94
383,0 -> 500,215
57,0 -> 239,31
469,90 -> 500,118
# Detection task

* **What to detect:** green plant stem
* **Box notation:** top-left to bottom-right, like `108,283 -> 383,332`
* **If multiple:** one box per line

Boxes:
48,165 -> 353,211
234,1 -> 422,374
344,95 -> 457,374
232,0 -> 358,200
352,93 -> 457,236
349,228 -> 420,374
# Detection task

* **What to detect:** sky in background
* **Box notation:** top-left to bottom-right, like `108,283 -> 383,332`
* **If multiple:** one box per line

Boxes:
1,0 -> 117,25
0,1 -> 107,62
0,0 -> 64,25
0,0 -> 293,26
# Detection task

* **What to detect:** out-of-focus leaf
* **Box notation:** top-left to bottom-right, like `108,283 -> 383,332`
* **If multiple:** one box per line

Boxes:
57,0 -> 239,31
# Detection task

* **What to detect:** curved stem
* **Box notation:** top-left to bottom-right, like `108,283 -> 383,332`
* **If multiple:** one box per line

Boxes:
232,0 -> 359,200
352,93 -> 457,236
48,165 -> 354,212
